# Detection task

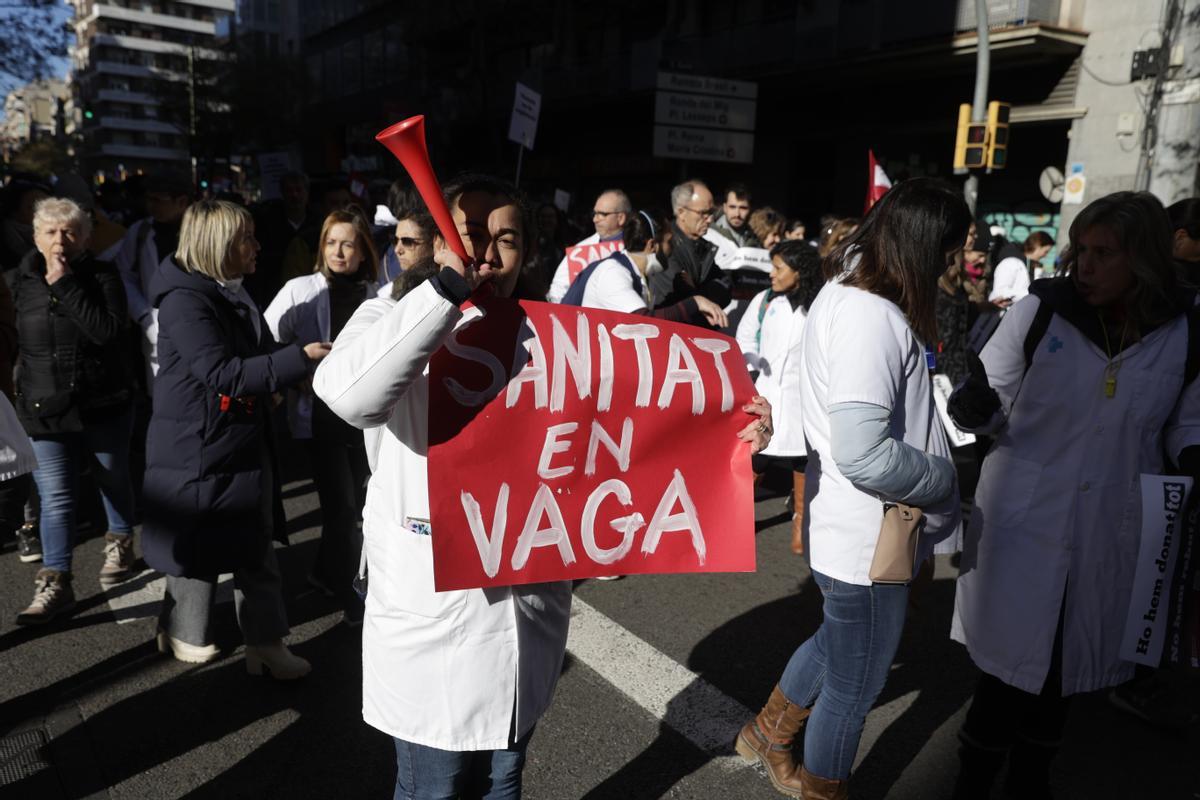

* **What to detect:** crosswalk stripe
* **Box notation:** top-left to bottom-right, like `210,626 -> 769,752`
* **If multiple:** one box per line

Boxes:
566,596 -> 754,770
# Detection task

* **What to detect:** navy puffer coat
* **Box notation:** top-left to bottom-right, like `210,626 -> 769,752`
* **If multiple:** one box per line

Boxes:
141,257 -> 309,577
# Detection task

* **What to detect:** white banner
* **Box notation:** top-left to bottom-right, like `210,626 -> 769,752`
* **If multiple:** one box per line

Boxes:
1120,474 -> 1194,665
931,374 -> 976,448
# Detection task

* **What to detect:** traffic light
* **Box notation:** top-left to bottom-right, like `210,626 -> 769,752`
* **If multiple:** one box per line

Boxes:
986,101 -> 1010,170
953,103 -> 987,170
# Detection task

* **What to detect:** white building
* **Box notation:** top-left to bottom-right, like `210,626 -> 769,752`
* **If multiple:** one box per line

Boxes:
1,80 -> 69,156
67,0 -> 236,176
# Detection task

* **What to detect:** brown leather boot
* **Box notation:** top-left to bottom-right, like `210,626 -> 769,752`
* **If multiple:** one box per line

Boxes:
799,766 -> 849,800
735,685 -> 810,797
790,471 -> 805,554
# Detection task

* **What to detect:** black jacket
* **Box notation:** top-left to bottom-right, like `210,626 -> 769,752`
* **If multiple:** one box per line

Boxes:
650,223 -> 733,316
9,249 -> 133,436
140,257 -> 309,577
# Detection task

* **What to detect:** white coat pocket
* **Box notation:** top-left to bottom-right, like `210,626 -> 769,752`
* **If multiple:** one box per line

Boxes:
366,528 -> 466,621
975,453 -> 1043,530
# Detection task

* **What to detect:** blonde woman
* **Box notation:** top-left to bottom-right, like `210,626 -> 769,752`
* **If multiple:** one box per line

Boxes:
142,200 -> 330,676
749,206 -> 786,250
265,210 -> 377,614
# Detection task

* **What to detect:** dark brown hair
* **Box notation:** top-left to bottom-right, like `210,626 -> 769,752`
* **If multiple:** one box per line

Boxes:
825,178 -> 971,343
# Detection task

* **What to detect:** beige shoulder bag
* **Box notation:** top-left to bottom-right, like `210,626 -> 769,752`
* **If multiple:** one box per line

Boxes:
869,502 -> 925,584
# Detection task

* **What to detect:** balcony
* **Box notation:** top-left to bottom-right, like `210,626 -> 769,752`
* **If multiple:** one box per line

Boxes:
91,60 -> 188,83
99,142 -> 189,161
96,88 -> 161,105
90,3 -> 219,35
99,116 -> 183,134
176,0 -> 236,10
85,33 -> 223,60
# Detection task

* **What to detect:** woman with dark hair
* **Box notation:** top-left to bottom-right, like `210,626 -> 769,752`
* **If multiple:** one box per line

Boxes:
988,230 -> 1055,306
315,174 -> 771,796
948,191 -> 1200,797
560,210 -> 728,327
264,209 -> 378,611
735,240 -> 823,555
736,179 -> 967,799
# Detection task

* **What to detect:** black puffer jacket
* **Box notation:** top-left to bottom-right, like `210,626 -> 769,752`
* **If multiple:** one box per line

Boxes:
8,249 -> 133,436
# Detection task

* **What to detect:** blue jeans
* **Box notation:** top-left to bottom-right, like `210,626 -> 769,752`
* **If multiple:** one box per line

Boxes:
392,728 -> 533,800
779,569 -> 909,780
31,410 -> 135,573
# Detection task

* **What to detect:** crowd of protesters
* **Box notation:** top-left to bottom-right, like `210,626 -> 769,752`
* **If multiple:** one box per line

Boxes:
1,162 -> 1199,800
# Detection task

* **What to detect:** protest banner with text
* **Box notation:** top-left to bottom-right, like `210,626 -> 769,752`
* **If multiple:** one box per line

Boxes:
426,297 -> 758,591
565,239 -> 624,284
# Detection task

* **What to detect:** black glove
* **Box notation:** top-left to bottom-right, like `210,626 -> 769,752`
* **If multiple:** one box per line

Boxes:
948,350 -> 1001,429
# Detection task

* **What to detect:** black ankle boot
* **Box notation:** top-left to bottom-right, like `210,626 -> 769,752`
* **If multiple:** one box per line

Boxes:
1003,738 -> 1057,800
951,735 -> 1007,800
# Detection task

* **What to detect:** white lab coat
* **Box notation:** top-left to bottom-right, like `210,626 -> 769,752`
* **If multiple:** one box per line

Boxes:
735,290 -> 806,457
546,232 -> 600,303
262,273 -> 330,440
951,294 -> 1200,695
311,280 -> 572,751
988,256 -> 1031,303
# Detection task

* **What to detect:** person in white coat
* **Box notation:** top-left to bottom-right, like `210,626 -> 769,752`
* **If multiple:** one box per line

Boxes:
987,230 -> 1054,307
545,189 -> 629,302
314,174 -> 773,798
735,240 -> 823,555
735,179 -> 966,800
264,209 -> 376,611
947,191 -> 1200,799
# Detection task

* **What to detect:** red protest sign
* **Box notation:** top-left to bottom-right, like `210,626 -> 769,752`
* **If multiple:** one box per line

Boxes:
426,297 -> 757,591
565,239 -> 624,284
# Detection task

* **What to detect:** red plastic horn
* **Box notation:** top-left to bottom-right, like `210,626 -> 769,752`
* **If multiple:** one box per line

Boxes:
375,115 -> 470,264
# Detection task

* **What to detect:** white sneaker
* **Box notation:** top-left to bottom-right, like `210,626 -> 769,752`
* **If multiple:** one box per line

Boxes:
595,575 -> 624,582
245,641 -> 311,680
156,630 -> 220,664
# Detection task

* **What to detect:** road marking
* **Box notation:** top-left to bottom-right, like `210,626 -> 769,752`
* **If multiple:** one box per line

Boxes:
104,569 -> 234,624
566,597 -> 754,770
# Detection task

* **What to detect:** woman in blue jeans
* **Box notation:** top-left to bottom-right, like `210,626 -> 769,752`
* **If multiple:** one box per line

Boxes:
735,179 -> 968,798
11,197 -> 137,625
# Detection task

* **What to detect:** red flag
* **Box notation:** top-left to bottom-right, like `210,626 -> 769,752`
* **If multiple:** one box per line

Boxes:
865,149 -> 892,213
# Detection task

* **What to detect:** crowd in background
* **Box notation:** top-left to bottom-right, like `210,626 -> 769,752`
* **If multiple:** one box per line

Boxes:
1,163 -> 1199,799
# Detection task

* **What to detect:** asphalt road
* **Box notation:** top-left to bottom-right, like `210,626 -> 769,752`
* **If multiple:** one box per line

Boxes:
1,458 -> 1197,799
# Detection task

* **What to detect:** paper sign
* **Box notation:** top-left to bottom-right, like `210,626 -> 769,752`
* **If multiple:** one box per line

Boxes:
1063,173 -> 1086,205
508,82 -> 541,149
565,239 -> 624,284
257,151 -> 292,200
426,298 -> 759,591
1121,474 -> 1194,665
931,374 -> 976,448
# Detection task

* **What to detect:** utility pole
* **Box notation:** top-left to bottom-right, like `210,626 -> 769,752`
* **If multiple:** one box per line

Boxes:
188,45 -> 197,188
1147,0 -> 1200,203
963,0 -> 990,215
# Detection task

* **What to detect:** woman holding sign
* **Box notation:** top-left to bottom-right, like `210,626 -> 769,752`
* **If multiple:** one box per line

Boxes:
947,192 -> 1200,798
736,179 -> 966,800
314,172 -> 772,798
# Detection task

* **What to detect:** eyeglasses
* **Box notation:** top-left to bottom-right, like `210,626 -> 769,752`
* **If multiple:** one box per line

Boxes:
392,236 -> 425,248
592,210 -> 621,218
682,206 -> 715,219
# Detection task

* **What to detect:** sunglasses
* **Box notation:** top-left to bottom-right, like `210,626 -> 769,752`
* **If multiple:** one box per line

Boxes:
392,236 -> 425,248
